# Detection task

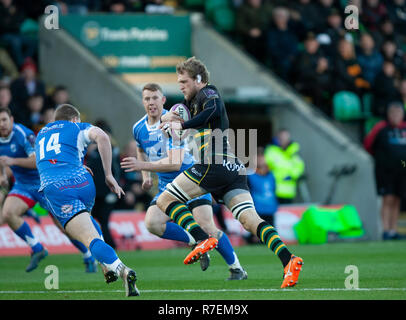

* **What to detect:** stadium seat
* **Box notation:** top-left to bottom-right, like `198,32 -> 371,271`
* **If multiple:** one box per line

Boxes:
212,7 -> 235,32
184,0 -> 205,9
362,93 -> 373,117
333,91 -> 363,121
20,19 -> 39,36
205,0 -> 231,21
364,116 -> 383,135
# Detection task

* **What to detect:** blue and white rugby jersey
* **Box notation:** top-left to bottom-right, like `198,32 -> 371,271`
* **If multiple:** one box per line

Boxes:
132,110 -> 194,182
35,120 -> 93,190
0,123 -> 40,185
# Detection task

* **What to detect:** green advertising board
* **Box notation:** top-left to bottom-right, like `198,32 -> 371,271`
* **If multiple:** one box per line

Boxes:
60,14 -> 191,84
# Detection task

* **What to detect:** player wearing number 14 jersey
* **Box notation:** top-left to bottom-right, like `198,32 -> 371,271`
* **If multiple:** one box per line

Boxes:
35,104 -> 139,297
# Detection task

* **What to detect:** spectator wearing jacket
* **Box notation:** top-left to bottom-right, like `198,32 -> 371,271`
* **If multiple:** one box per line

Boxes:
364,101 -> 406,240
264,129 -> 305,204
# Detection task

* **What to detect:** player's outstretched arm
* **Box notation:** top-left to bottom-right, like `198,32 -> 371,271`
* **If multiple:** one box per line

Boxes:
0,154 -> 37,169
121,148 -> 184,173
136,146 -> 153,191
88,126 -> 125,199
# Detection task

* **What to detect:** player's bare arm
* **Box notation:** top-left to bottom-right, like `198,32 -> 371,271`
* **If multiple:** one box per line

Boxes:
135,146 -> 153,191
121,148 -> 184,173
160,111 -> 183,123
88,126 -> 124,199
0,153 -> 37,169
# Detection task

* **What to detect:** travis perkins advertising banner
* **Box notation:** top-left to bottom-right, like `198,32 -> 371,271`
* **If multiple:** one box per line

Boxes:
60,14 -> 191,84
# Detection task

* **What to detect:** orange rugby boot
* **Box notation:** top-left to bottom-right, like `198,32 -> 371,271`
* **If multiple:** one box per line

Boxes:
184,237 -> 218,265
281,255 -> 303,288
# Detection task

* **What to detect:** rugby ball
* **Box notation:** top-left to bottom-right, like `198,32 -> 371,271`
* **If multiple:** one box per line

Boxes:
169,103 -> 191,139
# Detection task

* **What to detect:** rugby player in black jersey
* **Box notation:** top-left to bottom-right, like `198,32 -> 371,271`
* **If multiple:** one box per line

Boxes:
158,57 -> 303,288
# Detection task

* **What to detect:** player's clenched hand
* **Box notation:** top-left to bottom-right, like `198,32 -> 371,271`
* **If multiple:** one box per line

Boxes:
161,111 -> 183,123
120,157 -> 143,172
142,177 -> 153,191
0,156 -> 14,166
159,121 -> 182,135
105,175 -> 125,199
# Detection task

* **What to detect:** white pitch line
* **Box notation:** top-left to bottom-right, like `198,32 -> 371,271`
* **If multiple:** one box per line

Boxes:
0,288 -> 406,294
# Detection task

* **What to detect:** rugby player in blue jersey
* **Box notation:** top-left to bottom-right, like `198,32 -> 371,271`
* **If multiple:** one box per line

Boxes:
0,107 -> 99,273
0,107 -> 48,272
120,83 -> 247,280
36,104 -> 139,297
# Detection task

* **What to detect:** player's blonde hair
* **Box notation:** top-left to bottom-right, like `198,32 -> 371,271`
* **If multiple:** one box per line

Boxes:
54,104 -> 80,121
176,57 -> 209,84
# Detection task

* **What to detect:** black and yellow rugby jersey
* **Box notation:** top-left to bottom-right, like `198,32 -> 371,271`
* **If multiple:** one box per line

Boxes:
181,84 -> 235,163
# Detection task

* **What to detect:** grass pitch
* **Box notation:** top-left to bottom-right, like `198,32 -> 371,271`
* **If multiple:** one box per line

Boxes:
0,241 -> 405,300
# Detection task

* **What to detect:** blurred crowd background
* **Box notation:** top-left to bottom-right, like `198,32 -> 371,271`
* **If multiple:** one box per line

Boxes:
1,0 -> 406,243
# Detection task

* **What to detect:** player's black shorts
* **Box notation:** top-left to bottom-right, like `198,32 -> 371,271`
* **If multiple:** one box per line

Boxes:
183,157 -> 249,202
375,167 -> 406,197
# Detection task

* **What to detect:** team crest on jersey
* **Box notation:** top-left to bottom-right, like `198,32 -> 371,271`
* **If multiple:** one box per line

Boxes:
61,204 -> 73,214
10,144 -> 16,153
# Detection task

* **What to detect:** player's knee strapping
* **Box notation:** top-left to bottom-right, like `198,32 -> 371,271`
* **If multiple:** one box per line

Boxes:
230,200 -> 255,221
165,181 -> 192,204
165,201 -> 208,241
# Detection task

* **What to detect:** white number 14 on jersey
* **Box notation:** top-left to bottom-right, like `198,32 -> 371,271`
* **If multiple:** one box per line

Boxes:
38,133 -> 61,160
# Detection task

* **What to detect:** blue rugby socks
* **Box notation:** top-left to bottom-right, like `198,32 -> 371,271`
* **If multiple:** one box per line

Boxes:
89,238 -> 121,271
14,221 -> 44,253
216,232 -> 242,269
161,221 -> 196,245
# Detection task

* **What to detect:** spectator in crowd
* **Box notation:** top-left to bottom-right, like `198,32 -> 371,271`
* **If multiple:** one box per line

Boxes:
292,32 -> 333,115
373,18 -> 404,50
333,38 -> 371,96
289,0 -> 321,34
248,147 -> 278,225
372,60 -> 401,117
54,0 -> 90,15
10,57 -> 46,120
85,119 -> 121,249
42,107 -> 55,125
0,0 -> 37,68
356,33 -> 383,85
316,8 -> 352,60
267,6 -> 299,79
380,39 -> 405,76
0,48 -> 19,82
244,147 -> 279,243
13,0 -> 51,20
399,78 -> 406,110
26,93 -> 45,133
235,0 -> 273,64
364,101 -> 406,240
0,85 -> 21,121
102,0 -> 133,12
314,0 -> 338,33
45,85 -> 70,110
264,129 -> 305,204
144,0 -> 175,14
361,0 -> 388,33
387,0 -> 406,36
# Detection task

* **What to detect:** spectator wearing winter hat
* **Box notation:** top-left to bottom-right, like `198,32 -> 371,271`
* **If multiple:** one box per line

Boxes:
9,58 -> 46,126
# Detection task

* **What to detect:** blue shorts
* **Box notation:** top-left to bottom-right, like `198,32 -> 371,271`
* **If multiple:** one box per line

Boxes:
150,177 -> 212,210
42,173 -> 96,228
9,182 -> 48,210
